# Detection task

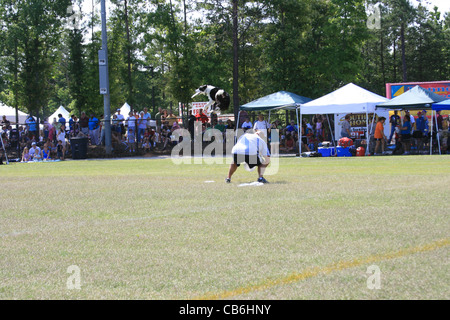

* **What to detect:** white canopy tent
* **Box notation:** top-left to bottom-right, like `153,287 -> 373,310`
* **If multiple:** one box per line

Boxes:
0,103 -> 29,125
298,83 -> 389,155
119,102 -> 131,116
47,105 -> 71,123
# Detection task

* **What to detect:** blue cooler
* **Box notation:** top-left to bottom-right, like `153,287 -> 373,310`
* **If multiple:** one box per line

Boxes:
337,146 -> 352,157
318,147 -> 332,157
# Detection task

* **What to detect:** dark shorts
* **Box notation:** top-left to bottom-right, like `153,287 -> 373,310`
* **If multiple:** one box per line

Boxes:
233,154 -> 262,169
401,133 -> 411,141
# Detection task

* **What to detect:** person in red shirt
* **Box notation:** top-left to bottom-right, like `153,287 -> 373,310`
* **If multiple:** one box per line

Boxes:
374,117 -> 387,155
195,109 -> 209,124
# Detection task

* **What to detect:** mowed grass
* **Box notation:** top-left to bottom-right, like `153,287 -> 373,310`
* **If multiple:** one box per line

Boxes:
0,155 -> 449,300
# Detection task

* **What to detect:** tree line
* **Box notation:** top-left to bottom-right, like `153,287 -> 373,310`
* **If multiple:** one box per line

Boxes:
0,0 -> 448,121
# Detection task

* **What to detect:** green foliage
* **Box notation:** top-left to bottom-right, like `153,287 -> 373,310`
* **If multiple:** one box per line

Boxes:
0,0 -> 448,120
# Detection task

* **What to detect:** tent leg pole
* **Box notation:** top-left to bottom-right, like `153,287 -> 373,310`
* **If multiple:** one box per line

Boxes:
326,114 -> 335,154
296,108 -> 300,155
430,110 -> 437,156
434,110 -> 441,155
369,111 -> 377,155
366,111 -> 370,155
299,108 -> 303,157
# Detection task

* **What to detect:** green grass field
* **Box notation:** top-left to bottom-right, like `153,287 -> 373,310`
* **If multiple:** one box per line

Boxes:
0,155 -> 449,300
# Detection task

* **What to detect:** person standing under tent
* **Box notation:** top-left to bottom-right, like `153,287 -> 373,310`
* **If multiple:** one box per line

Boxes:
399,115 -> 412,155
405,110 -> 415,133
435,110 -> 443,131
340,114 -> 351,138
388,110 -> 400,144
374,117 -> 387,155
253,113 -> 270,138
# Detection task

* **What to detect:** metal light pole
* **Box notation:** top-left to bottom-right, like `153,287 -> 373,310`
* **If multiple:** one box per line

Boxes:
99,0 -> 112,154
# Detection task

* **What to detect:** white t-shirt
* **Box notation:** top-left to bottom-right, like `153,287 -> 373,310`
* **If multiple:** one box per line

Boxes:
241,121 -> 252,129
253,120 -> 269,130
127,116 -> 136,128
232,133 -> 270,157
57,131 -> 66,145
116,114 -> 125,123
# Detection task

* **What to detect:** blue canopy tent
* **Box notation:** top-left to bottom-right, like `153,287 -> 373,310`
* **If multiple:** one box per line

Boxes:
431,99 -> 450,154
237,91 -> 312,148
432,99 -> 450,111
240,91 -> 312,111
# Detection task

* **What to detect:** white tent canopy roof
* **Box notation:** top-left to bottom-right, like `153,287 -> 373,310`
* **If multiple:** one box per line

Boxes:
0,102 -> 29,124
300,83 -> 389,115
47,105 -> 71,122
118,102 -> 131,116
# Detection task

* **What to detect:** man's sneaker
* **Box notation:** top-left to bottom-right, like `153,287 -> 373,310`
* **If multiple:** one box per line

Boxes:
225,178 -> 231,183
258,177 -> 269,184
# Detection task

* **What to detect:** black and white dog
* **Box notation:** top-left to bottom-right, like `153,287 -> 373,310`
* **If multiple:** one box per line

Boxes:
192,85 -> 230,115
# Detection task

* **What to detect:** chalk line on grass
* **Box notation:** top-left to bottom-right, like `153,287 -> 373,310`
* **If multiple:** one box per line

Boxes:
196,238 -> 450,300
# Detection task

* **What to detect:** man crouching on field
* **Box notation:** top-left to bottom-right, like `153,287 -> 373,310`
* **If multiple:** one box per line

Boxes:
226,129 -> 271,184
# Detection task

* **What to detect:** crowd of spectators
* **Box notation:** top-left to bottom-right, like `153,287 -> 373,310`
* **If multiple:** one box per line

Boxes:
2,108 -> 449,161
382,109 -> 450,155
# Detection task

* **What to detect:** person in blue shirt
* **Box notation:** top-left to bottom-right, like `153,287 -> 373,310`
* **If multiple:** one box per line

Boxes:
399,115 -> 411,155
285,120 -> 298,133
89,114 -> 100,145
69,115 -> 75,132
58,114 -> 66,130
26,115 -> 37,139
415,110 -> 429,136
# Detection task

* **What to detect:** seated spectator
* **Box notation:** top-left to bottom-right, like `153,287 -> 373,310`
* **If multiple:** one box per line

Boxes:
42,145 -> 52,161
160,121 -> 172,150
285,120 -> 298,133
280,133 -> 295,152
225,119 -> 235,131
21,147 -> 31,162
214,119 -> 226,133
56,140 -> 65,160
241,117 -> 252,131
29,142 -> 41,160
172,121 -> 180,131
50,141 -> 58,159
